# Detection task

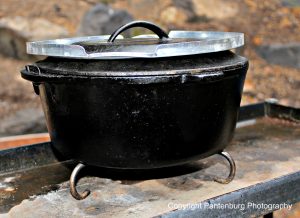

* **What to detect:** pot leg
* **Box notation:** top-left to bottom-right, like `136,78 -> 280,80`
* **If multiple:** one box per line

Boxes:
70,163 -> 90,200
214,151 -> 236,184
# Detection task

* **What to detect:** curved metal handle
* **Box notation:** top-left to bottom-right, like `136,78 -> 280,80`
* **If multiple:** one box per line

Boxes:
214,151 -> 236,184
108,20 -> 169,42
25,65 -> 41,75
70,163 -> 90,200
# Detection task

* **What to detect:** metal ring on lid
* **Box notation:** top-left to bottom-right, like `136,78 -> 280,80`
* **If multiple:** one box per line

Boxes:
107,21 -> 169,42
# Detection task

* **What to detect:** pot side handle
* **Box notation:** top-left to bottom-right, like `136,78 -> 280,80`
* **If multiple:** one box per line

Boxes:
24,65 -> 41,95
25,65 -> 41,75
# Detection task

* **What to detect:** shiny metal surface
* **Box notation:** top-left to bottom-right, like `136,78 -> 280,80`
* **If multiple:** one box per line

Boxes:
27,31 -> 244,59
70,163 -> 90,200
214,151 -> 236,184
25,65 -> 41,75
107,20 -> 169,42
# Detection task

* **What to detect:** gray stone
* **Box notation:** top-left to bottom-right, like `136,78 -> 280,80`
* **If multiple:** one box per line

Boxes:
173,0 -> 194,11
280,0 -> 300,7
0,16 -> 69,59
256,43 -> 300,69
0,108 -> 47,137
160,0 -> 198,24
77,3 -> 134,36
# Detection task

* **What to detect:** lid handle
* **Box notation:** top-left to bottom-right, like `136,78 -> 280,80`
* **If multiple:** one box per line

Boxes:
107,20 -> 169,42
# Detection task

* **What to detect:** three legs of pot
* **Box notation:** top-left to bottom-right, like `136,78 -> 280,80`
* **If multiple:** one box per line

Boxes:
68,151 -> 236,200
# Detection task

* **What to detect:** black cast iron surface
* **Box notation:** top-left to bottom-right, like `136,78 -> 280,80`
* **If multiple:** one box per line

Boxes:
23,51 -> 247,77
21,51 -> 248,169
0,103 -> 300,217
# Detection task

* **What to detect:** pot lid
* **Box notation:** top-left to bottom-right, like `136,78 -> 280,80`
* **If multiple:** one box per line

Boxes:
27,21 -> 244,59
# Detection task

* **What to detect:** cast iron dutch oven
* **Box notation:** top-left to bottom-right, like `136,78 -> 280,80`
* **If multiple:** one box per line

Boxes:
21,21 -> 248,170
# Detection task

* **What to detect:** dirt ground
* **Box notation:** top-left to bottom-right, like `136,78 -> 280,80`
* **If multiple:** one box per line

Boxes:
0,0 -> 300,123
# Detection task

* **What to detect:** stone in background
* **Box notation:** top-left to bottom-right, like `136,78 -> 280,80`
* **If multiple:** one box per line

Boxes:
77,3 -> 133,36
0,108 -> 46,137
256,43 -> 300,69
0,16 -> 69,60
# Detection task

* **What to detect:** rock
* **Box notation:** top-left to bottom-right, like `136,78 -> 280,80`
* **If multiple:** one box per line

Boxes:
159,0 -> 200,25
172,0 -> 197,22
112,0 -> 172,24
0,26 -> 27,60
160,6 -> 189,25
77,3 -> 134,36
280,0 -> 300,7
191,0 -> 239,20
173,0 -> 194,12
0,16 -> 69,59
0,108 -> 47,137
256,43 -> 300,69
114,0 -> 232,26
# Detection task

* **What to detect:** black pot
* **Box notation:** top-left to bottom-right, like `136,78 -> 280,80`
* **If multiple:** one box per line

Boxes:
21,49 -> 248,169
21,21 -> 249,200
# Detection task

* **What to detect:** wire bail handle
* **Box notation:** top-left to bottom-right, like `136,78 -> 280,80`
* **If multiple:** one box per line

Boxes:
107,20 -> 169,42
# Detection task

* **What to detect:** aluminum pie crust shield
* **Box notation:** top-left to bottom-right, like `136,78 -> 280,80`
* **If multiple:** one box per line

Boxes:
26,31 -> 244,59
